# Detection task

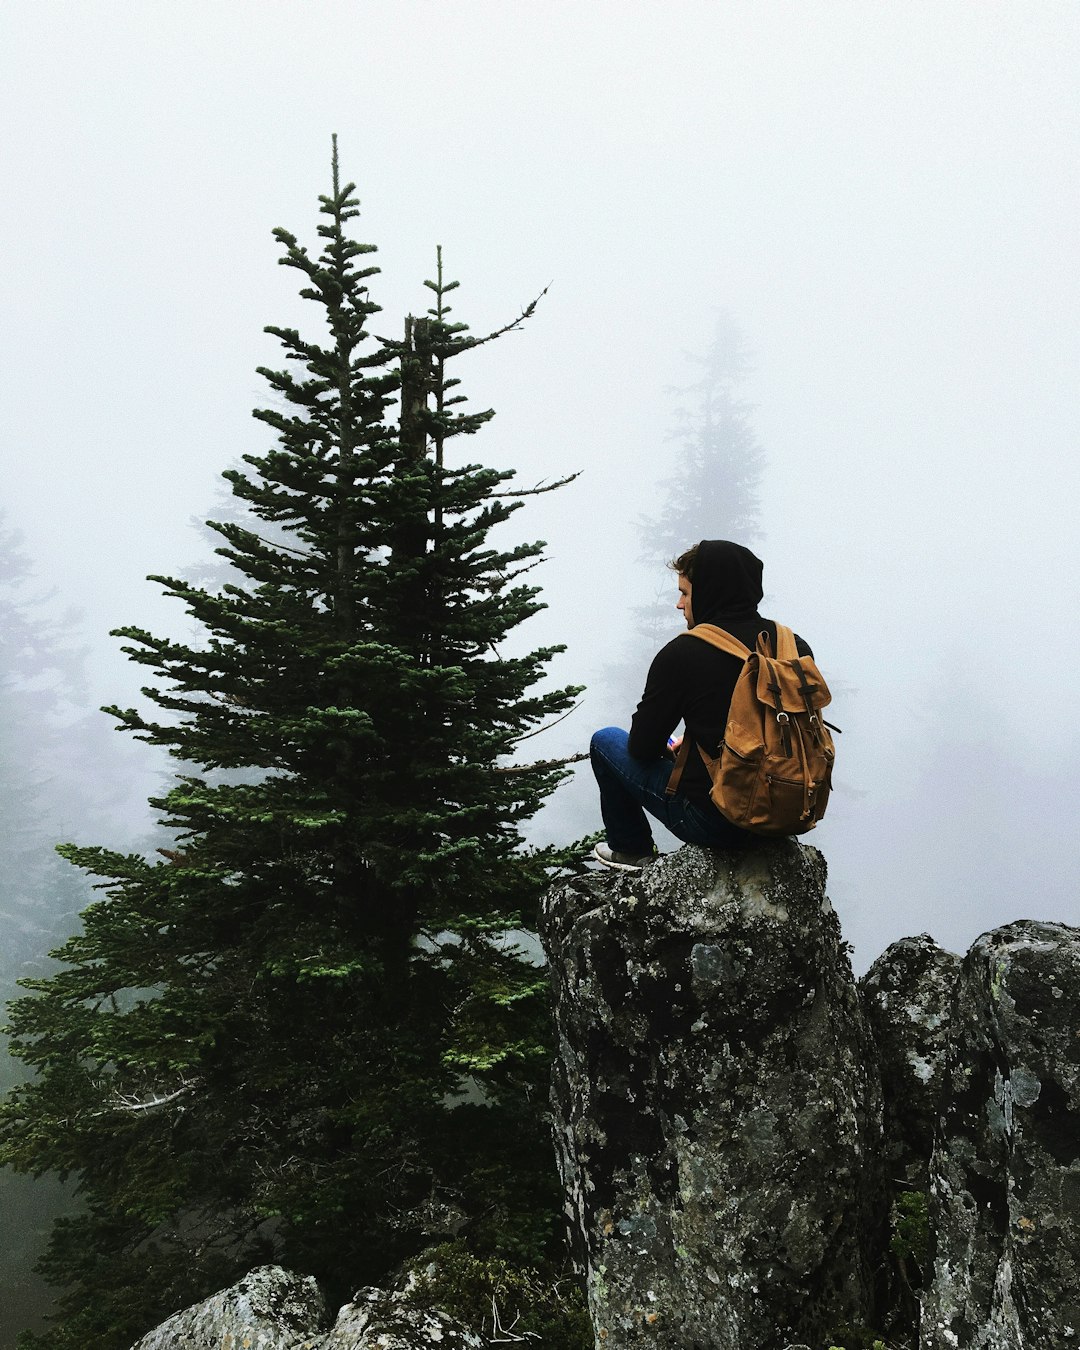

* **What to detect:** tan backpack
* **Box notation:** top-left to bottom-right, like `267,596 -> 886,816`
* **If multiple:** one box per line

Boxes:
665,623 -> 835,836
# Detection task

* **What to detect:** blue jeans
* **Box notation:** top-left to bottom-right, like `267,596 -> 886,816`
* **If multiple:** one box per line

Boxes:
590,726 -> 750,854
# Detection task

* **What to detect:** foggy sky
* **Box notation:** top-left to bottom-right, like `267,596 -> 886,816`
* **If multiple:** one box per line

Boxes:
2,1 -> 1079,971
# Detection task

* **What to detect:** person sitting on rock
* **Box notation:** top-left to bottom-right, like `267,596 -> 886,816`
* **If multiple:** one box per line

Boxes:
591,538 -> 813,871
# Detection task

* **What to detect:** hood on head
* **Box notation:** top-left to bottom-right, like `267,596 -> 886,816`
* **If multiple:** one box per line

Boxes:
688,540 -> 763,625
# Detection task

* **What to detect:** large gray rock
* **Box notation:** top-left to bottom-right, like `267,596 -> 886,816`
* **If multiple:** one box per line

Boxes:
920,921 -> 1080,1350
320,1286 -> 483,1348
128,1265 -> 482,1350
860,934 -> 961,1188
129,1264 -> 328,1349
540,842 -> 884,1350
860,935 -> 961,1341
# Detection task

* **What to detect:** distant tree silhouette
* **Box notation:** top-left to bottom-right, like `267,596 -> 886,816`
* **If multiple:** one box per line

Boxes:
647,311 -> 763,570
0,518 -> 123,1350
0,517 -> 96,1070
605,314 -> 765,718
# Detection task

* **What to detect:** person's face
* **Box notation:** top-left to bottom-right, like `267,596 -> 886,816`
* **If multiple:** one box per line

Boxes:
676,574 -> 693,627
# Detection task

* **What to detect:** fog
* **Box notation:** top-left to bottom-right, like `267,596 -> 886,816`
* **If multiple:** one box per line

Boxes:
3,3 -> 1079,973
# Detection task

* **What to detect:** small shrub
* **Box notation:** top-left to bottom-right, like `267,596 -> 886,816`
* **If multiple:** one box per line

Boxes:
890,1190 -> 930,1279
406,1241 -> 592,1349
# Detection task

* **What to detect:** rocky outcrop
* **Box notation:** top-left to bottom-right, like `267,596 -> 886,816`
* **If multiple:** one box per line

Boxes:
127,870 -> 1080,1350
860,934 -> 961,1188
128,1264 -> 482,1350
919,921 -> 1080,1350
540,841 -> 885,1350
129,1265 -> 328,1349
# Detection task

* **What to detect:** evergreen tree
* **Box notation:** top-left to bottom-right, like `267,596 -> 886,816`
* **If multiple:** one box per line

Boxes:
0,145 -> 582,1350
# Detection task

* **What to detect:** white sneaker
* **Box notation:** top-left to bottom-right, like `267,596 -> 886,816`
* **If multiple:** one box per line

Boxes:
593,843 -> 658,872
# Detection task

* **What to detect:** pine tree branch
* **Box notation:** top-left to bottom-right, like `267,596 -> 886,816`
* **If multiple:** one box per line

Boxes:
224,528 -> 313,559
489,472 -> 580,498
380,286 -> 551,359
446,285 -> 550,352
489,557 -> 544,594
491,751 -> 588,776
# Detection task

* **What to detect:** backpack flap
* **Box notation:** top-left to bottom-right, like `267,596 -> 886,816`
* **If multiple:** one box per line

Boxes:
754,654 -> 832,714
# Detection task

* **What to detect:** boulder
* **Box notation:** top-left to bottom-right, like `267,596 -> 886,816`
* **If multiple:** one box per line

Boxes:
129,1264 -> 328,1349
128,1265 -> 481,1350
920,920 -> 1080,1350
859,935 -> 961,1339
540,841 -> 884,1350
860,933 -> 961,1187
321,1286 -> 483,1348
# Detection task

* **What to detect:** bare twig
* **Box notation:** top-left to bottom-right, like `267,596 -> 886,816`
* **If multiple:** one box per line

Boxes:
489,1295 -> 541,1342
508,699 -> 583,744
489,472 -> 580,498
106,1081 -> 199,1114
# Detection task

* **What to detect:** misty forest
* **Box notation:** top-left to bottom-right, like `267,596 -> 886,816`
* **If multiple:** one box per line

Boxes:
4,9 -> 1080,1350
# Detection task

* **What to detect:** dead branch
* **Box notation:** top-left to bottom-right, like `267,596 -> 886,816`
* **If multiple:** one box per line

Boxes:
105,1081 -> 199,1114
489,1294 -> 542,1342
509,700 -> 583,744
489,471 -> 581,498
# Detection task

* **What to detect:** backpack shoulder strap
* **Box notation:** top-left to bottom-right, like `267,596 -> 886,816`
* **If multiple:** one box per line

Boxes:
664,738 -> 691,798
773,624 -> 798,660
666,625 -> 752,800
684,624 -> 752,660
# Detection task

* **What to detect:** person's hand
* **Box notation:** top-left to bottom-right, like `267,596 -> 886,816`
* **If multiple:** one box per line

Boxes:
667,735 -> 683,754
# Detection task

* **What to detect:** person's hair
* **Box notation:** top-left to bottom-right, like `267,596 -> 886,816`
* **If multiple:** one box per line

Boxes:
668,544 -> 698,580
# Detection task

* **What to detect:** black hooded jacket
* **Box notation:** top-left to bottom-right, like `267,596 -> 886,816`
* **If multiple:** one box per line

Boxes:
628,540 -> 812,805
